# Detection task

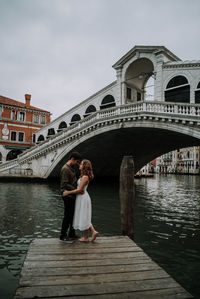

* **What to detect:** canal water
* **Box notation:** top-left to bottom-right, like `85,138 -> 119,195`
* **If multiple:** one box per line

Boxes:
0,174 -> 200,298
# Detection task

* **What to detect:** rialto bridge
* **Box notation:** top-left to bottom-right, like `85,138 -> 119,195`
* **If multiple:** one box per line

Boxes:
1,45 -> 200,178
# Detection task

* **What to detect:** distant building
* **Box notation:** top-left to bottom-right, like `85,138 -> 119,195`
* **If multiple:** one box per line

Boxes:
156,147 -> 200,174
0,94 -> 51,163
135,159 -> 156,177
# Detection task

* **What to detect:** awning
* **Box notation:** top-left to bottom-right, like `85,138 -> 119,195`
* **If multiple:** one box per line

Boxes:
5,146 -> 29,150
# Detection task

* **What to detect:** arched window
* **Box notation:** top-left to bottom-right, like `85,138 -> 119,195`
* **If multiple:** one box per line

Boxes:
70,114 -> 81,125
195,81 -> 200,104
84,105 -> 96,117
6,150 -> 22,161
165,75 -> 190,103
47,128 -> 55,137
58,121 -> 67,132
37,135 -> 45,142
100,95 -> 116,110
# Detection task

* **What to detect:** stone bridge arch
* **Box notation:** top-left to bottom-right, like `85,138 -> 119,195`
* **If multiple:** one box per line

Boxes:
46,119 -> 200,178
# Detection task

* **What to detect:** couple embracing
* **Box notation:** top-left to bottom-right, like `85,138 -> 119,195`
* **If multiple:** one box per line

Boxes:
60,152 -> 98,242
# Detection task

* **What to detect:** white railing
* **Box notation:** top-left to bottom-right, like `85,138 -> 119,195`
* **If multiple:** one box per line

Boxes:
0,101 -> 200,172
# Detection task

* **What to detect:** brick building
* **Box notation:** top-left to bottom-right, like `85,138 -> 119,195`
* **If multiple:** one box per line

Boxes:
0,94 -> 51,163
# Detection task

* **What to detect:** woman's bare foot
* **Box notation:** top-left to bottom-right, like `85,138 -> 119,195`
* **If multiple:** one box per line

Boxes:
78,237 -> 89,242
91,231 -> 99,241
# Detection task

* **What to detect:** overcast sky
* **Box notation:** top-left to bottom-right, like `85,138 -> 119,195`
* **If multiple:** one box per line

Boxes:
1,0 -> 200,120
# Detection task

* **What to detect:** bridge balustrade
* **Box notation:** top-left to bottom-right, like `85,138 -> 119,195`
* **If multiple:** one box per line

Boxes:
1,101 -> 200,175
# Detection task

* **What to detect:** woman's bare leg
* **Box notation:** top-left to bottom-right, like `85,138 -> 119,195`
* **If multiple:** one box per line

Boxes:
78,229 -> 89,242
90,224 -> 99,241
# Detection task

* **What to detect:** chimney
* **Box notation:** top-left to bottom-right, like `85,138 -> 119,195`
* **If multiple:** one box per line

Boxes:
25,94 -> 31,107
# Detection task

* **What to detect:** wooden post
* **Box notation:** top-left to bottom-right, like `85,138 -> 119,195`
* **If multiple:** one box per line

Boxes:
120,156 -> 134,239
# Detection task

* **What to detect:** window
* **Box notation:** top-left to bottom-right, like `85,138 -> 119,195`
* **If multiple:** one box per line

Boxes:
18,132 -> 24,142
100,95 -> 116,110
127,88 -> 132,100
37,135 -> 45,142
0,106 -> 3,117
58,121 -> 67,131
33,114 -> 39,123
11,109 -> 15,120
47,128 -> 55,136
18,111 -> 25,121
195,81 -> 200,104
137,92 -> 141,101
70,114 -> 81,125
165,75 -> 190,103
40,115 -> 46,124
11,131 -> 17,141
84,105 -> 96,117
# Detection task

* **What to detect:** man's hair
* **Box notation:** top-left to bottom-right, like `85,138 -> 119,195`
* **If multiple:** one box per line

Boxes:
69,151 -> 82,161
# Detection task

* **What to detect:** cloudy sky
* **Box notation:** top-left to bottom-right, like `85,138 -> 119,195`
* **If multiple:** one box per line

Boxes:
1,0 -> 200,120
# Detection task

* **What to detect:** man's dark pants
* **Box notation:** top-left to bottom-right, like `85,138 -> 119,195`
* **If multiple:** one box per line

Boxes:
61,195 -> 76,238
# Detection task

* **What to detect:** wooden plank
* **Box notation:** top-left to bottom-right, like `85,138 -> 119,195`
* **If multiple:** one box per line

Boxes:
14,237 -> 193,299
26,251 -> 147,261
23,256 -> 151,268
28,245 -> 142,254
14,277 -> 185,298
36,287 -> 193,299
31,236 -> 132,245
20,269 -> 169,286
21,261 -> 160,277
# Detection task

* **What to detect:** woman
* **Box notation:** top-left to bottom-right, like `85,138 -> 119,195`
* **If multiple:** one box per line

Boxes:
63,159 -> 98,242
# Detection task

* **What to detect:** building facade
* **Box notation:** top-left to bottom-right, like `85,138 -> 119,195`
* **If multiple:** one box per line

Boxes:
0,94 -> 51,163
156,147 -> 200,174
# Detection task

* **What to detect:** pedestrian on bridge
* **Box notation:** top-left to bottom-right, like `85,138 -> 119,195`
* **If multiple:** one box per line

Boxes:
63,159 -> 99,242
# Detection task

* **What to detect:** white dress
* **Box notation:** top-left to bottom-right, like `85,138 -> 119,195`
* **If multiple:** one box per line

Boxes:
73,178 -> 92,231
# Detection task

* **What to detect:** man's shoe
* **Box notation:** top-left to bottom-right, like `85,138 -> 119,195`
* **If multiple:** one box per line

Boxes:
59,235 -> 68,241
68,234 -> 79,239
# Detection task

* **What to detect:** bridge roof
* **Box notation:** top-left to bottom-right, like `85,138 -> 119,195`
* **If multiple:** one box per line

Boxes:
164,60 -> 200,67
112,45 -> 181,69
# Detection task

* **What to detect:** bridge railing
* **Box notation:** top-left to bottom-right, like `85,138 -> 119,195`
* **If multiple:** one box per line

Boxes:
1,101 -> 200,172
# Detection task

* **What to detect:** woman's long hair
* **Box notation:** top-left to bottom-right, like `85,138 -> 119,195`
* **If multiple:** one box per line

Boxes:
80,159 -> 94,181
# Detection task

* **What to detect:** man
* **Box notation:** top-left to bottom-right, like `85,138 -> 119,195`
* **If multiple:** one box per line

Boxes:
60,151 -> 82,240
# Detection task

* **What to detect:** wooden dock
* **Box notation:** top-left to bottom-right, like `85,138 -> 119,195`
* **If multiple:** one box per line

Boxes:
14,236 -> 193,298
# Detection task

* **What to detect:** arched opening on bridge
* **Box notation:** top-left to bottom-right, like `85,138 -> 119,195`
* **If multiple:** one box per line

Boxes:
6,149 -> 22,161
165,75 -> 190,103
84,105 -> 96,117
57,121 -> 67,132
125,58 -> 154,103
144,76 -> 155,101
195,81 -> 200,104
47,128 -> 56,138
37,135 -> 45,143
100,95 -> 116,110
70,114 -> 81,125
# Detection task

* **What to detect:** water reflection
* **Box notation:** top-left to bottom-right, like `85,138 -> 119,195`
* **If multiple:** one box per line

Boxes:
134,175 -> 200,298
0,175 -> 200,298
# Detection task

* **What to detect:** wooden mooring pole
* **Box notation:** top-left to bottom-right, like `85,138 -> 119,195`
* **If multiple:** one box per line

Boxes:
120,156 -> 134,240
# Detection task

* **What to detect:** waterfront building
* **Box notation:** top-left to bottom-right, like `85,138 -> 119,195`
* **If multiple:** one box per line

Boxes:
135,159 -> 156,177
156,146 -> 200,174
0,94 -> 51,163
